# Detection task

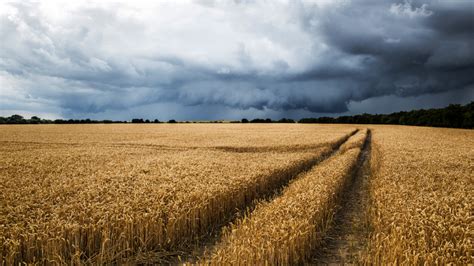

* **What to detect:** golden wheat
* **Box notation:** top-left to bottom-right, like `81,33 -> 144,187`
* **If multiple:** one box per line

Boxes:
364,126 -> 473,264
0,124 -> 356,264
208,130 -> 368,264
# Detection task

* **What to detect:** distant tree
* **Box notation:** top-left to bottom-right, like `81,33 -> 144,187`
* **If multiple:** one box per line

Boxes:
153,119 -> 161,123
168,119 -> 177,123
241,118 -> 249,123
250,118 -> 273,123
277,118 -> 295,123
7,114 -> 25,124
30,116 -> 41,124
132,118 -> 144,123
10,114 -> 24,120
462,102 -> 474,128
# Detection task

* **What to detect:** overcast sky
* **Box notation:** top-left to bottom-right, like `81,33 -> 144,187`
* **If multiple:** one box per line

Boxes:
1,0 -> 473,120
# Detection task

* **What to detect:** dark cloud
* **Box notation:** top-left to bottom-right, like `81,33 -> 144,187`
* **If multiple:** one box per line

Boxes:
0,0 -> 473,119
314,0 -> 474,101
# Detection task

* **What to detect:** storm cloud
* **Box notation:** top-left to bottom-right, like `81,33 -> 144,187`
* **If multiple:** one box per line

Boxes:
1,0 -> 473,120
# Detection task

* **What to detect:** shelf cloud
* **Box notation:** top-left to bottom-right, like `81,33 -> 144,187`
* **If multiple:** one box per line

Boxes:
1,0 -> 473,119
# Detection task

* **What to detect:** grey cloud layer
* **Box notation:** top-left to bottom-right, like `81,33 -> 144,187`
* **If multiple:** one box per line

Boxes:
1,0 -> 473,118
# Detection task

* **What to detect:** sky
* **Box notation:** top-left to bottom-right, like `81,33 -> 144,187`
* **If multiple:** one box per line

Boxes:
1,0 -> 473,120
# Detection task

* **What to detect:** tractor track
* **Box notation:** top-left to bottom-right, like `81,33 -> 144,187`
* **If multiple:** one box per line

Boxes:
126,130 -> 360,264
310,129 -> 372,265
178,129 -> 361,264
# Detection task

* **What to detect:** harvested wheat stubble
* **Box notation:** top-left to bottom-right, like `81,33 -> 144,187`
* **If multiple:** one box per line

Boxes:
364,126 -> 473,265
208,130 -> 368,265
0,124 -> 356,264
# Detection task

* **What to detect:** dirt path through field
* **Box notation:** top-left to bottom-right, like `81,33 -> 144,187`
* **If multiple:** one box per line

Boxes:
310,130 -> 372,265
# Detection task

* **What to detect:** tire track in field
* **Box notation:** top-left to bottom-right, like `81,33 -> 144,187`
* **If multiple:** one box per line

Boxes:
129,129 -> 360,264
310,129 -> 372,265
168,129 -> 360,264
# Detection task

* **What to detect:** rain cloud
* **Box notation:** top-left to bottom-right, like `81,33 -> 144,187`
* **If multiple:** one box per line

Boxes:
1,0 -> 473,120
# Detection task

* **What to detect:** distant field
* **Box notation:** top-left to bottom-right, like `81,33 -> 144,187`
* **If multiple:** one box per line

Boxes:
0,124 -> 472,264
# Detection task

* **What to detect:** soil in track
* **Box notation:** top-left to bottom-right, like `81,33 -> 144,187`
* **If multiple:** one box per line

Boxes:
310,130 -> 372,265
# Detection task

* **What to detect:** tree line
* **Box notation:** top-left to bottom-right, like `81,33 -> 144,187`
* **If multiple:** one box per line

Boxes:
1,102 -> 472,128
299,102 -> 473,129
0,115 -> 129,124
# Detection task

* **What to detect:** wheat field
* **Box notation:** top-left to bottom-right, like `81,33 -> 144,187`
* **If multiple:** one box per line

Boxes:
364,126 -> 473,264
0,124 -> 472,264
